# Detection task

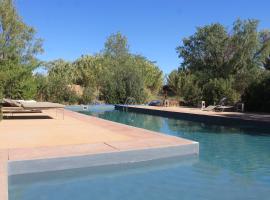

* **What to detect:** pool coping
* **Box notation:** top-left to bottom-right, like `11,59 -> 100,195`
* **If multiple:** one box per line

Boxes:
8,143 -> 198,176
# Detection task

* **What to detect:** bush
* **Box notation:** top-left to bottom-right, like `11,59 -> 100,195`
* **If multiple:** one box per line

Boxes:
242,73 -> 270,112
0,87 -> 3,100
80,86 -> 95,104
167,70 -> 202,106
63,90 -> 79,104
182,74 -> 202,106
0,71 -> 4,98
36,74 -> 80,104
233,68 -> 262,96
101,64 -> 147,104
2,64 -> 38,99
202,78 -> 240,105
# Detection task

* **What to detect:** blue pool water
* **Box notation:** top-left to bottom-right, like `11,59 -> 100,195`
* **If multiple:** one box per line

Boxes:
9,105 -> 270,200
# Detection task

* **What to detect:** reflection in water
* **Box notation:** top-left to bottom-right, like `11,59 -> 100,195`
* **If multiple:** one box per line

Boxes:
90,110 -> 164,132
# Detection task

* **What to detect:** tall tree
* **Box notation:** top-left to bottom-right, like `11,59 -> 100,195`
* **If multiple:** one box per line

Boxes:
229,19 -> 260,72
46,59 -> 73,83
37,60 -> 78,103
258,30 -> 270,70
72,55 -> 105,101
174,19 -> 270,106
131,55 -> 163,94
100,32 -> 163,103
177,23 -> 230,80
177,19 -> 270,81
0,0 -> 43,99
103,32 -> 129,58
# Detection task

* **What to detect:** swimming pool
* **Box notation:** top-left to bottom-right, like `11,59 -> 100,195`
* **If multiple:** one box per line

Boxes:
9,105 -> 270,200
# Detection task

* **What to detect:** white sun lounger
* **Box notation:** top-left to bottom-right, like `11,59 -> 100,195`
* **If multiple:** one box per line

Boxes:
2,99 -> 65,118
21,102 -> 65,110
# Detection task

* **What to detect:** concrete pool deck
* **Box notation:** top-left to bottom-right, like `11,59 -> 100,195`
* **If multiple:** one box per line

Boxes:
115,105 -> 270,127
0,109 -> 198,200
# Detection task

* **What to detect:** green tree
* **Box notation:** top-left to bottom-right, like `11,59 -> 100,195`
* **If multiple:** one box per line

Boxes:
167,68 -> 201,105
177,23 -> 230,80
0,0 -> 43,99
228,19 -> 266,73
37,60 -> 79,104
72,55 -> 105,100
103,32 -> 129,58
132,55 -> 163,95
177,19 -> 270,81
46,59 -> 73,82
174,19 -> 270,107
167,68 -> 187,98
100,32 -> 162,104
258,30 -> 270,70
101,63 -> 146,104
35,73 -> 48,101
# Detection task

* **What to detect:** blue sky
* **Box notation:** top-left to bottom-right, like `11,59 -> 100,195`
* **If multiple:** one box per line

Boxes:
16,0 -> 270,74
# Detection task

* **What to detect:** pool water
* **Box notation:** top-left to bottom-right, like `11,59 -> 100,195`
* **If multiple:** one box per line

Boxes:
9,105 -> 270,200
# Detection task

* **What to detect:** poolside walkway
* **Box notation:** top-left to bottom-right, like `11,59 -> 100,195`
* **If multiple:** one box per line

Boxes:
116,105 -> 270,125
0,109 -> 198,200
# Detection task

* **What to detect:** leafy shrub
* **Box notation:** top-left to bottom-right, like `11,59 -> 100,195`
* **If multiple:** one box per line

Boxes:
0,86 -> 3,100
100,60 -> 147,104
242,73 -> 270,112
80,86 -> 95,104
167,70 -> 201,106
182,74 -> 202,106
63,90 -> 79,104
202,78 -> 240,105
35,74 -> 79,104
232,68 -> 262,96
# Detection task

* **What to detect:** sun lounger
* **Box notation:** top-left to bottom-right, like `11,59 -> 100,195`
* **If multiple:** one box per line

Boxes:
202,105 -> 216,111
214,105 -> 234,112
1,99 -> 65,118
2,107 -> 24,112
2,107 -> 41,113
2,98 -> 22,107
20,102 -> 65,110
3,99 -> 64,110
202,97 -> 232,112
202,99 -> 234,112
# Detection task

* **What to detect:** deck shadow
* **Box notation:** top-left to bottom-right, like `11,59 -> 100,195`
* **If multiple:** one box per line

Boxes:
3,116 -> 53,120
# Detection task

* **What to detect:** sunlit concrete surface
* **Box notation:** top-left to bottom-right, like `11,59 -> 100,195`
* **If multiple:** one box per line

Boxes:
0,110 -> 131,150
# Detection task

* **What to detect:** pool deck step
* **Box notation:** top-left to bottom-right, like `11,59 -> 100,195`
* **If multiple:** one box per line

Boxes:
0,109 -> 198,200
